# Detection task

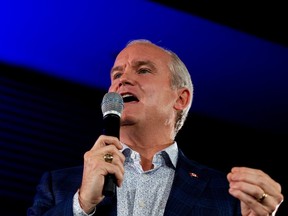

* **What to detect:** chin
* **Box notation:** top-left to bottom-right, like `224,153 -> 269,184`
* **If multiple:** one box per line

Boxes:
120,117 -> 136,126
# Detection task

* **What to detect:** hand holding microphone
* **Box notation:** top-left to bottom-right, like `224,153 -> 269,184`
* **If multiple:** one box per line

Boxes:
78,92 -> 124,212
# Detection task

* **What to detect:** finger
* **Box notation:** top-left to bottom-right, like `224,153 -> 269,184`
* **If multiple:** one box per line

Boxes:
228,180 -> 270,206
101,144 -> 126,164
102,160 -> 125,187
91,135 -> 123,150
102,152 -> 125,174
82,149 -> 125,187
83,146 -> 124,176
228,167 -> 281,196
229,187 -> 277,216
228,167 -> 284,214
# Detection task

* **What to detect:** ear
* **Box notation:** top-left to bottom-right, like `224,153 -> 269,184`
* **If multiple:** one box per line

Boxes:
174,88 -> 190,111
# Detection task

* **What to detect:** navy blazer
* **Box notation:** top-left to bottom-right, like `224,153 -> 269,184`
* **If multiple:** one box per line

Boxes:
27,149 -> 241,215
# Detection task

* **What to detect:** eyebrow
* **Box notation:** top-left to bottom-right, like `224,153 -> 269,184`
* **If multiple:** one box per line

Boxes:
134,60 -> 156,70
110,65 -> 123,75
111,60 -> 157,75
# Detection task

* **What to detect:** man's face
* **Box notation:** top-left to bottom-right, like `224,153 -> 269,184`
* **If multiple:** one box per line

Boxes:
108,43 -> 179,128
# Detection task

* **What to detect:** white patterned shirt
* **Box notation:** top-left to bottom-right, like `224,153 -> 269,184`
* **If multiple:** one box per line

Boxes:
73,142 -> 178,216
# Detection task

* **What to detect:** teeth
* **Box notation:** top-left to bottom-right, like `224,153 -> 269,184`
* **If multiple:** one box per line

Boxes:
122,94 -> 133,98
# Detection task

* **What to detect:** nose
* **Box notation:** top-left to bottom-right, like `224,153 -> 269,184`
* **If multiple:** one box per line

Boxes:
119,71 -> 133,87
110,68 -> 134,92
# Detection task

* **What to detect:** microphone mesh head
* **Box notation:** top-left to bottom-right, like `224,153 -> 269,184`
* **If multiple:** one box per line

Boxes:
101,92 -> 124,117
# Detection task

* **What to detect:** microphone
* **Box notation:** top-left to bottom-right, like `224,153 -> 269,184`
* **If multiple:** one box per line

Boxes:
101,92 -> 124,197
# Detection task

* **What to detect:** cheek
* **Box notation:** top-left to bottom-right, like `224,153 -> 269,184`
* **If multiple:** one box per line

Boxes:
152,94 -> 178,113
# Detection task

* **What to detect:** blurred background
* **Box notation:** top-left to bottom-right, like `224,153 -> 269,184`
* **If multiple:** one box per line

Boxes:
0,0 -> 287,215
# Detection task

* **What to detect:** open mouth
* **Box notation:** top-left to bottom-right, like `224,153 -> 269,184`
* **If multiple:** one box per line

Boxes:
122,94 -> 139,103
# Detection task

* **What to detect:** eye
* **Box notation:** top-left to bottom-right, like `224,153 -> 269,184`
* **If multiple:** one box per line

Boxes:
112,72 -> 122,80
138,68 -> 151,74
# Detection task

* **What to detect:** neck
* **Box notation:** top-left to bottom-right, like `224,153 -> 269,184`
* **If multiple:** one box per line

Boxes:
120,122 -> 175,170
121,127 -> 174,171
136,142 -> 173,171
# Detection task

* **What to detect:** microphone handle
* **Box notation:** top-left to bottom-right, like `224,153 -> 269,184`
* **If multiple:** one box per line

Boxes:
102,114 -> 120,197
103,174 -> 117,197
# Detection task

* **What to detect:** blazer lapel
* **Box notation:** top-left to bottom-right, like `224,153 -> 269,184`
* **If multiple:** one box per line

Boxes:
164,150 -> 210,216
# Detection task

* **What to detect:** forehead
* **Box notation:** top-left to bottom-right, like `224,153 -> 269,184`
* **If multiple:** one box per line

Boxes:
114,43 -> 171,65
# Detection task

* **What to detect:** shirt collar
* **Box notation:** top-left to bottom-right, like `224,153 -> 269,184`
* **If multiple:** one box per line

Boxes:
120,142 -> 178,169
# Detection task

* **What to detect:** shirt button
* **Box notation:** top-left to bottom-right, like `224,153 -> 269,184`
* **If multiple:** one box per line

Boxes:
139,200 -> 145,208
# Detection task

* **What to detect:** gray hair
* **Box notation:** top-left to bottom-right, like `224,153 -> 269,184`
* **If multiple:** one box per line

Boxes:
126,39 -> 194,136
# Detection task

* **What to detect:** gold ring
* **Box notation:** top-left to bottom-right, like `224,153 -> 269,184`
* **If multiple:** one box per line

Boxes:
103,153 -> 113,163
257,193 -> 268,202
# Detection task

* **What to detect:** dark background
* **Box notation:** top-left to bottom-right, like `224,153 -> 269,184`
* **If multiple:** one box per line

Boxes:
0,0 -> 287,215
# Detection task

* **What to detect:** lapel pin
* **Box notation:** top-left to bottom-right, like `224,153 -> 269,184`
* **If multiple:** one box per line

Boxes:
189,172 -> 198,178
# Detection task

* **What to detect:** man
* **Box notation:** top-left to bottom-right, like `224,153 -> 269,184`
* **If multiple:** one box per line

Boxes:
28,39 -> 284,215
